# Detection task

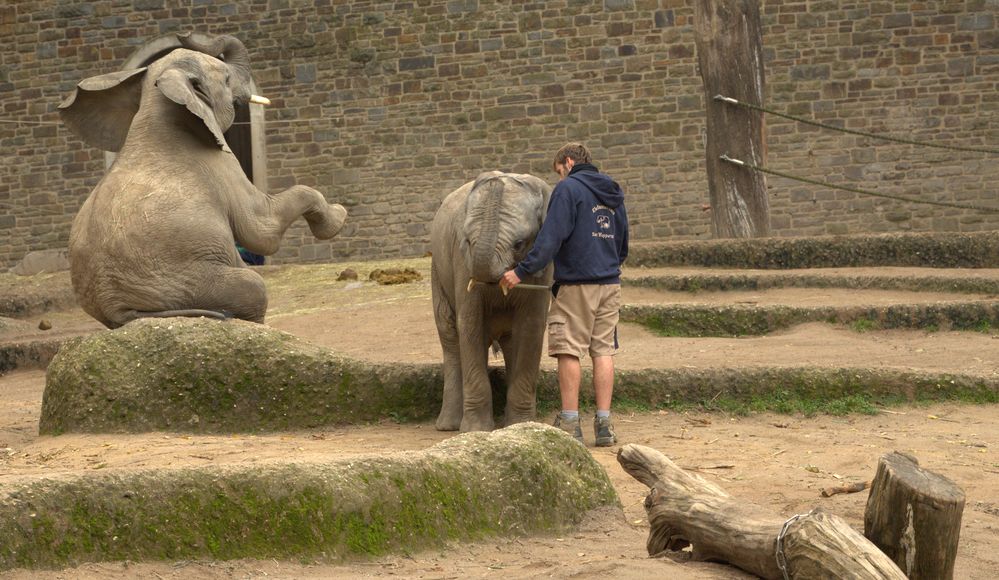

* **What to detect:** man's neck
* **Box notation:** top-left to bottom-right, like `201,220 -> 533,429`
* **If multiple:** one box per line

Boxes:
569,162 -> 598,176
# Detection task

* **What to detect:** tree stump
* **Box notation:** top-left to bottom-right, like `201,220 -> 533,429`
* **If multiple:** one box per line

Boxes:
618,444 -> 905,579
864,451 -> 965,579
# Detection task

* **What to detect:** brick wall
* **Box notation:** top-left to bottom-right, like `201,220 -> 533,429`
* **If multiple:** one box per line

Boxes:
1,0 -> 996,269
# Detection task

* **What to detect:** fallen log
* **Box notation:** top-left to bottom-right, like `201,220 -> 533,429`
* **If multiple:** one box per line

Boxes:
618,444 -> 905,579
864,451 -> 965,579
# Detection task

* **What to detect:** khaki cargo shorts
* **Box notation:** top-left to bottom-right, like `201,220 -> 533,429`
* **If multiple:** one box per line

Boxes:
547,284 -> 621,359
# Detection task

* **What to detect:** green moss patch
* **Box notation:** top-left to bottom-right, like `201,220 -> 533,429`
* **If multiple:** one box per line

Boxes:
593,367 -> 999,415
41,318 -> 445,434
621,301 -> 999,337
0,423 -> 619,571
624,272 -> 999,295
627,231 -> 999,269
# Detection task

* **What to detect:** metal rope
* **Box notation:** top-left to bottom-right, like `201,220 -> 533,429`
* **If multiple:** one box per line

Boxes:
714,95 -> 999,155
720,154 -> 999,214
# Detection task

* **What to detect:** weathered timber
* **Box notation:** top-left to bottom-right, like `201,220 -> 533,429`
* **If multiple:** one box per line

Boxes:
618,444 -> 905,579
694,0 -> 770,238
782,509 -> 906,579
864,451 -> 965,579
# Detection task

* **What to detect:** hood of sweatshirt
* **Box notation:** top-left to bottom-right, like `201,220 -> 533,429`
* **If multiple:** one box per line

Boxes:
567,163 -> 624,209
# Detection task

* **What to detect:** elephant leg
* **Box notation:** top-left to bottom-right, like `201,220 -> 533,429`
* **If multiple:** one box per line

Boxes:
432,279 -> 463,431
502,306 -> 545,427
278,185 -> 347,240
237,185 -> 347,255
190,265 -> 268,323
106,266 -> 266,327
458,316 -> 494,433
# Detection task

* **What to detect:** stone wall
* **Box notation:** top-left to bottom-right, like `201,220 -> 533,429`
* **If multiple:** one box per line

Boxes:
1,0 -> 996,269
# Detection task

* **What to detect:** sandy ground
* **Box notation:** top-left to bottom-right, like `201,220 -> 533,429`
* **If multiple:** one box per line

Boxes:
1,262 -> 998,578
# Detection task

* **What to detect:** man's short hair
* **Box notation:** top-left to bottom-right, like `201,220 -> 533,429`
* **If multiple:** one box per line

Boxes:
553,142 -> 592,169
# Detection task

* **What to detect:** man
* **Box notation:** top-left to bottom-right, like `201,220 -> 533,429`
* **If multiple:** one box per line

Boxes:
500,143 -> 629,446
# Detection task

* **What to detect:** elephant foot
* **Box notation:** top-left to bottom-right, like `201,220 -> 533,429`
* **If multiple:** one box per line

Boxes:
435,412 -> 461,432
459,414 -> 495,433
309,203 -> 347,240
503,409 -> 536,428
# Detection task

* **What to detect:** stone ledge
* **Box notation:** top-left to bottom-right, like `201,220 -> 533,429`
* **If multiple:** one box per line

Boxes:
623,271 -> 999,295
628,231 -> 999,269
39,317 -> 999,434
0,337 -> 64,373
621,301 -> 999,336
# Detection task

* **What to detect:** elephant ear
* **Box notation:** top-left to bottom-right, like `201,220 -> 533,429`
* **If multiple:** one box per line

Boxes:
512,173 -> 552,222
58,68 -> 147,152
154,66 -> 232,153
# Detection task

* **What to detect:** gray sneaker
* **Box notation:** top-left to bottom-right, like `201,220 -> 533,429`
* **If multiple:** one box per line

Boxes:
594,415 -> 617,447
553,414 -> 584,444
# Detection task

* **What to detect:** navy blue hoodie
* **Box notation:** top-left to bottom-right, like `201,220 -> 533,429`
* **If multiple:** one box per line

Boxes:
514,163 -> 629,285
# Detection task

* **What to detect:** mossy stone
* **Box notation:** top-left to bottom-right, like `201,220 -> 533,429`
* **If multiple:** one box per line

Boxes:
0,423 -> 620,570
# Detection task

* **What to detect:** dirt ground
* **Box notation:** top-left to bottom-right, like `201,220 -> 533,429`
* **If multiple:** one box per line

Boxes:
1,261 -> 998,579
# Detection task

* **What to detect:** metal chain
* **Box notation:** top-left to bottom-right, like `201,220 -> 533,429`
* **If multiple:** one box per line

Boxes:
714,95 -> 999,156
775,512 -> 810,580
720,154 -> 999,214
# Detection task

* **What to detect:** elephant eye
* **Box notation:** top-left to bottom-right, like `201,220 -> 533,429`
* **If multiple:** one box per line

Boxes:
513,239 -> 526,251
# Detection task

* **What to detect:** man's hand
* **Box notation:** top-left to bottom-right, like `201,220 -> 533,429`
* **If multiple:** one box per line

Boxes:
500,269 -> 522,291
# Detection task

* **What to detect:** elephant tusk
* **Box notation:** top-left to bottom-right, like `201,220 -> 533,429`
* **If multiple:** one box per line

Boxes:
249,94 -> 271,106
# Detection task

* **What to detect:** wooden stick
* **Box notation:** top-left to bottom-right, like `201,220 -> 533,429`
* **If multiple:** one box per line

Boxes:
466,278 -> 551,293
820,481 -> 870,498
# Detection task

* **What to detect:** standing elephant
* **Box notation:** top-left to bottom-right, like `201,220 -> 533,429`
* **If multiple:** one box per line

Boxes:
59,32 -> 347,328
431,172 -> 553,432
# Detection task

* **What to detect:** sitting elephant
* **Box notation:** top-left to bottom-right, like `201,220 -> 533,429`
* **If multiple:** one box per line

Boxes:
59,33 -> 347,328
431,172 -> 553,432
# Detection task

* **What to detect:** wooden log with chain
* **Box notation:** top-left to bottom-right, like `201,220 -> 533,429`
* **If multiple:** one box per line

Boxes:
864,451 -> 965,579
617,444 -> 905,579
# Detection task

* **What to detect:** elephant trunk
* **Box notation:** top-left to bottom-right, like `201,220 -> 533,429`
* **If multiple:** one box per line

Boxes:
176,32 -> 253,101
471,177 -> 504,283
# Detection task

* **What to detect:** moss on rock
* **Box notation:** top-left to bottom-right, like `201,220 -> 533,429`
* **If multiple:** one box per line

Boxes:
0,423 -> 619,571
41,318 -> 445,434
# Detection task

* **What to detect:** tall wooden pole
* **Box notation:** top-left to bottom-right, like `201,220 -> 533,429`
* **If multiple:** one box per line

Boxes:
695,0 -> 770,238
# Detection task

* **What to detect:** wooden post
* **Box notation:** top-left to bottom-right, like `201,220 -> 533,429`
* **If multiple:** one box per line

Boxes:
864,452 -> 965,580
694,0 -> 770,238
618,444 -> 906,579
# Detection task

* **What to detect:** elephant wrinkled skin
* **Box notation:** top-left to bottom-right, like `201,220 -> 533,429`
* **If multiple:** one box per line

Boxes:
59,33 -> 347,328
431,172 -> 553,432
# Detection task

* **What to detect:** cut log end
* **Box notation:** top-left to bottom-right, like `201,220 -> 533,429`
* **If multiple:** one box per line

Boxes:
864,451 -> 965,580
